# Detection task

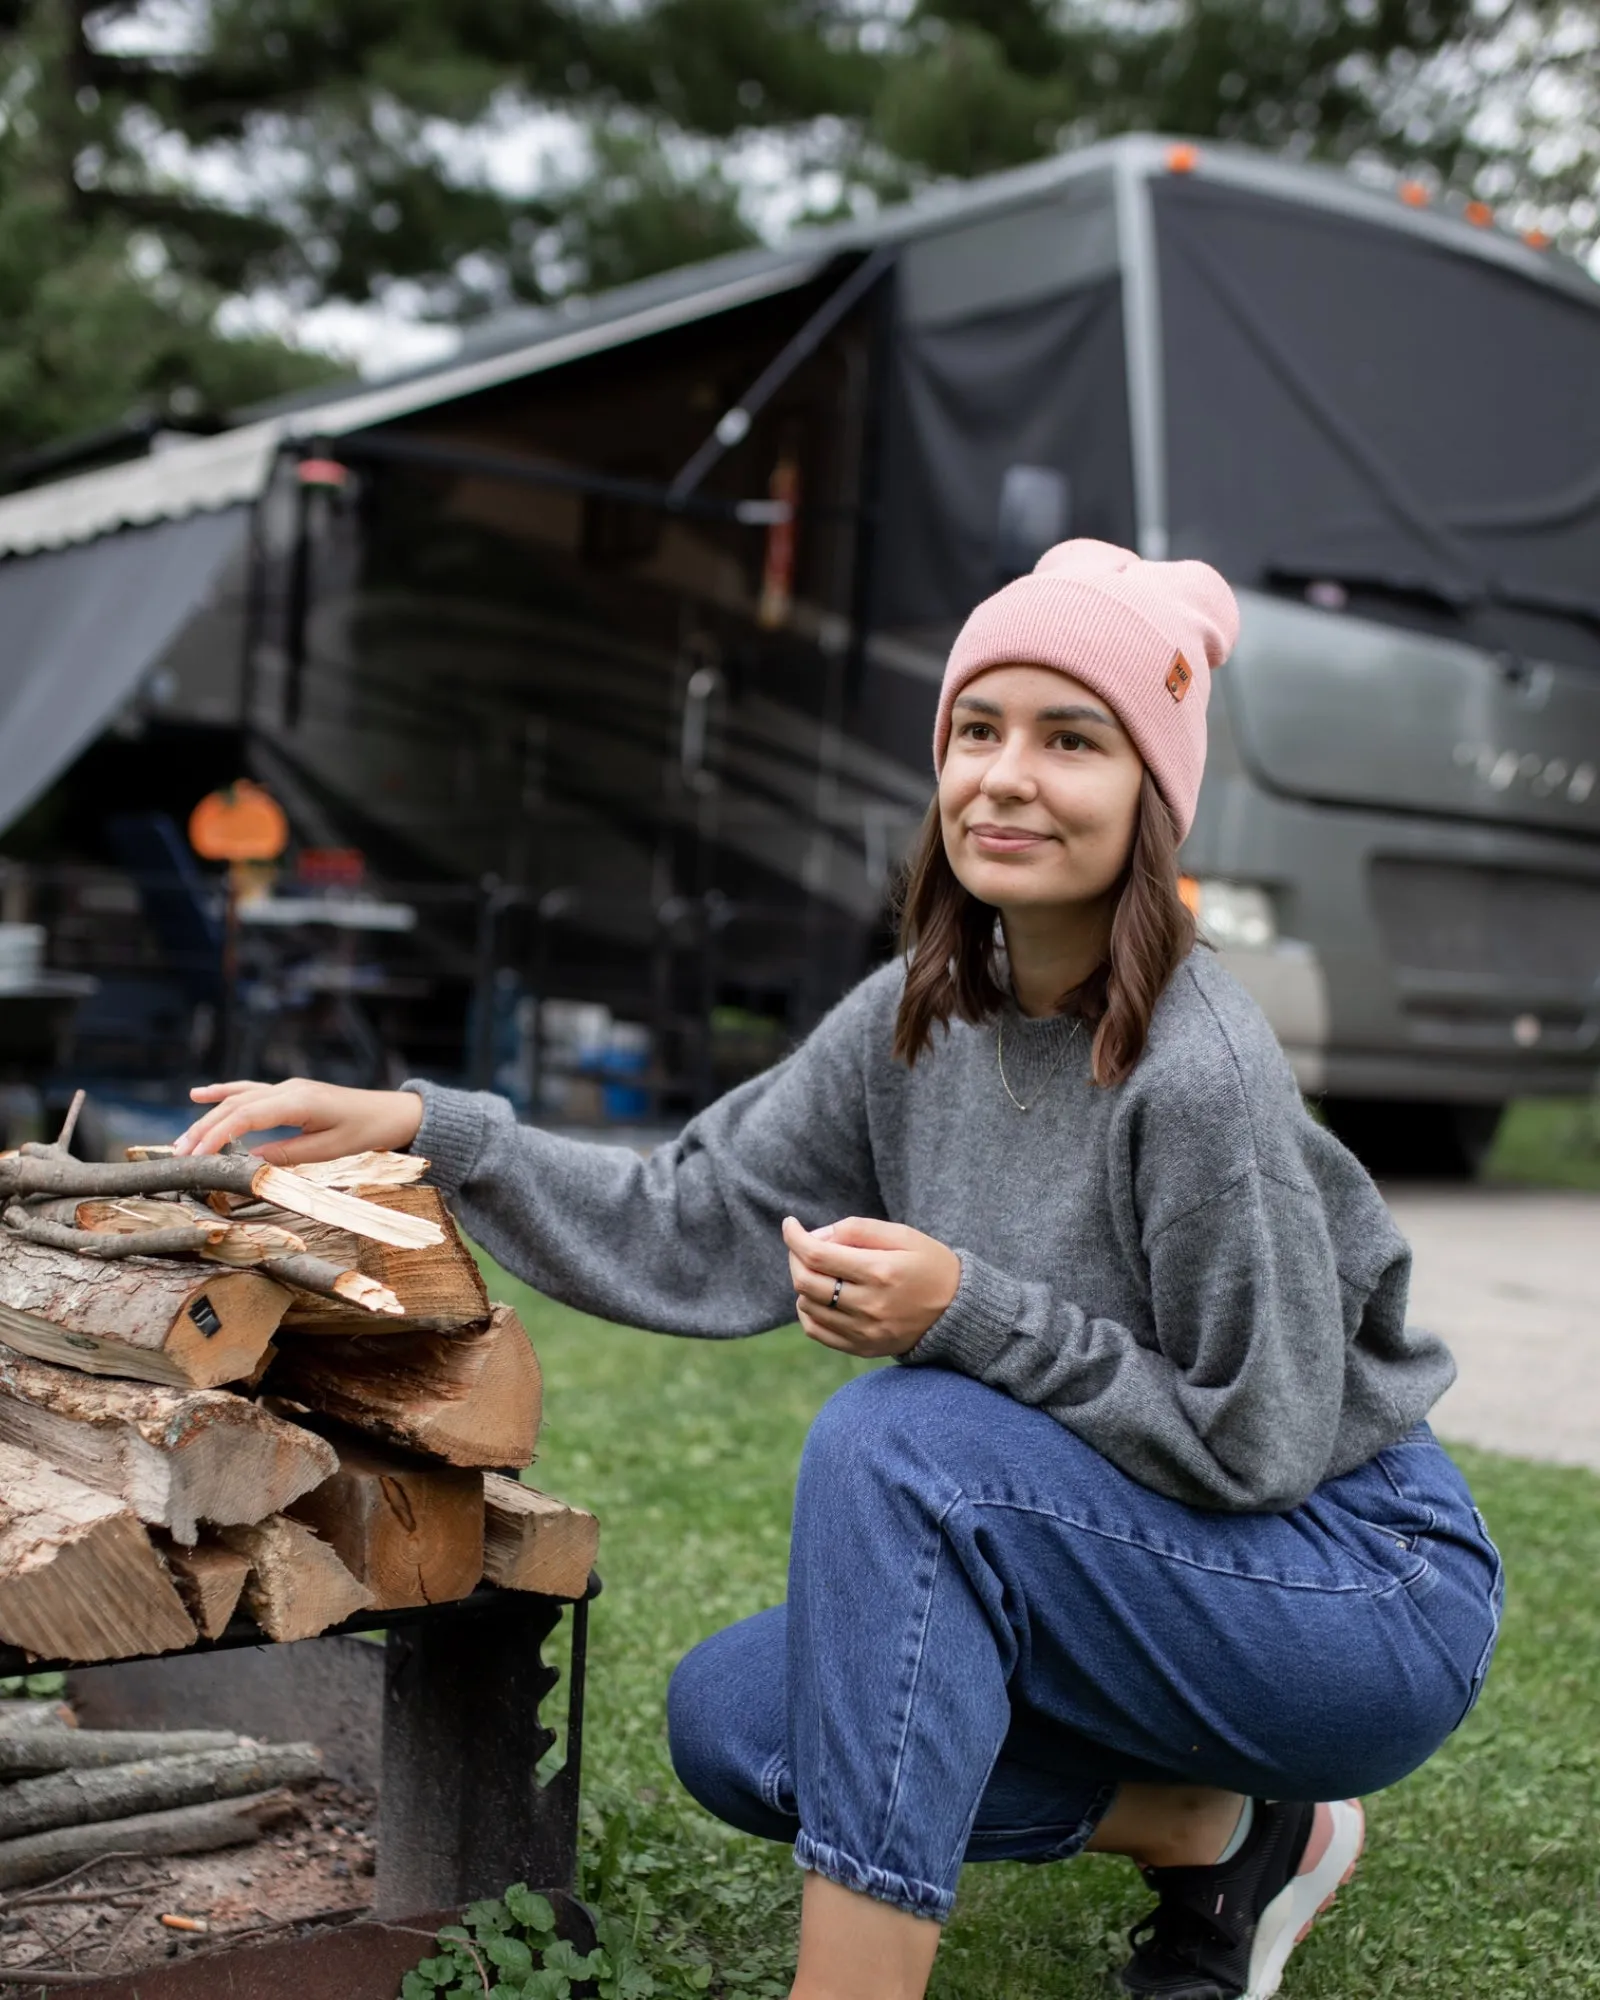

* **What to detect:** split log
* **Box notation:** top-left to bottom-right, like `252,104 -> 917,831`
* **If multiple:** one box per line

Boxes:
0,1741 -> 320,1842
0,1239 -> 287,1389
0,1346 -> 337,1543
481,1476 -> 599,1600
0,1727 -> 239,1777
269,1303 -> 541,1467
0,1153 -> 442,1251
218,1515 -> 372,1641
263,1186 -> 487,1335
289,1151 -> 428,1191
0,1444 -> 196,1663
288,1436 -> 483,1611
158,1539 -> 252,1638
0,1789 -> 301,1891
69,1197 -> 307,1263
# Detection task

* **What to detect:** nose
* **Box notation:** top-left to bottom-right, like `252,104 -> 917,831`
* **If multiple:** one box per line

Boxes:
980,732 -> 1038,801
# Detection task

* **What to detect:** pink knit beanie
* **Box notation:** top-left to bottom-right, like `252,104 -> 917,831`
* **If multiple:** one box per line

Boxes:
933,539 -> 1240,837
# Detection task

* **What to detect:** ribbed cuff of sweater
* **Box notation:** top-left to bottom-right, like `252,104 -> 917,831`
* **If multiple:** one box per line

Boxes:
400,1079 -> 487,1198
901,1251 -> 1020,1376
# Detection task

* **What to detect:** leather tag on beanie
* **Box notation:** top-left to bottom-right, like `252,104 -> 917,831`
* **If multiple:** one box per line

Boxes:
1166,651 -> 1194,703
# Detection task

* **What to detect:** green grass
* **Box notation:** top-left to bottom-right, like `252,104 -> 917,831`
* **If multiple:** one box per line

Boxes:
1487,1099 -> 1600,1192
490,1265 -> 1600,2000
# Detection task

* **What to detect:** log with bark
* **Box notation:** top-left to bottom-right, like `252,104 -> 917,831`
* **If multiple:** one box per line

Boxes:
0,1346 -> 337,1544
217,1515 -> 372,1642
0,1728 -> 239,1777
0,1239 -> 287,1390
0,1699 -> 74,1735
0,1740 -> 321,1842
287,1434 -> 483,1611
481,1476 -> 599,1600
157,1538 -> 252,1639
0,1788 -> 302,1890
259,1186 -> 487,1335
0,1444 -> 196,1663
268,1302 -> 541,1468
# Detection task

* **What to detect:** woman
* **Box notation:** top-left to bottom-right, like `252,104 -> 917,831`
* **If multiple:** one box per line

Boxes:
176,540 -> 1502,2000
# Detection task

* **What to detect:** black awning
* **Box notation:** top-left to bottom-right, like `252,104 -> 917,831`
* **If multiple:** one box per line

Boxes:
0,506 -> 249,835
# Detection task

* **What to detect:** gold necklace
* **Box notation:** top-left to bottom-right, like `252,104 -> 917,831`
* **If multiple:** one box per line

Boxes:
996,1014 -> 1082,1113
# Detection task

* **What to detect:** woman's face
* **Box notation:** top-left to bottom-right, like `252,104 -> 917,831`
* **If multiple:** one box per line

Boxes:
938,663 -> 1146,915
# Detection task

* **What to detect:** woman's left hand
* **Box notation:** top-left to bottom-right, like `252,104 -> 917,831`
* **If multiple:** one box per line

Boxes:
782,1215 -> 961,1358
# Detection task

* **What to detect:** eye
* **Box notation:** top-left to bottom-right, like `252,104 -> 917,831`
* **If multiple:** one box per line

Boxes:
1050,730 -> 1093,752
958,720 -> 997,741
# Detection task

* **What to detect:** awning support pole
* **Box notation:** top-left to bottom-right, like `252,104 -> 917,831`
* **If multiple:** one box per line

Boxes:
667,246 -> 897,504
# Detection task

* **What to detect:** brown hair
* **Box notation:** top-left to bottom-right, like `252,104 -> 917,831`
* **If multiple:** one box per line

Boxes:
891,771 -> 1195,1086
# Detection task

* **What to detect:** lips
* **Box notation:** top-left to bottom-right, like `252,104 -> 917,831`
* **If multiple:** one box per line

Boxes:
967,823 -> 1052,851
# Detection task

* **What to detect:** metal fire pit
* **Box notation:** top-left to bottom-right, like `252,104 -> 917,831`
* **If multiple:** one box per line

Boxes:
1,1578 -> 597,1997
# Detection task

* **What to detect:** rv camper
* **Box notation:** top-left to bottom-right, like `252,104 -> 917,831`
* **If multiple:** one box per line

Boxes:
1,134 -> 1597,1169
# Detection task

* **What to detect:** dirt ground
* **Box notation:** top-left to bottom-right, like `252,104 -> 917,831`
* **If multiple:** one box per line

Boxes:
0,1772 -> 376,1986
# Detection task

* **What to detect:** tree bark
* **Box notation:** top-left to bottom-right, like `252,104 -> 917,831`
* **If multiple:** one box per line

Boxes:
287,1435 -> 483,1611
269,1303 -> 541,1468
0,1444 -> 196,1663
0,1728 -> 239,1777
157,1538 -> 253,1638
264,1186 -> 487,1334
0,1742 -> 320,1841
0,1240 -> 288,1389
0,1346 -> 336,1543
218,1515 -> 372,1642
481,1477 -> 598,1601
0,1788 -> 301,1890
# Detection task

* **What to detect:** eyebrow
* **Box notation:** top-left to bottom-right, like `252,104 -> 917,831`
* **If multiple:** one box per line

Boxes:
953,695 -> 1120,730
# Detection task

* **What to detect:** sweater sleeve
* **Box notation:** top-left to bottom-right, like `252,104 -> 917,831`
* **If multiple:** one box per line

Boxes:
901,1165 -> 1361,1512
401,973 -> 889,1338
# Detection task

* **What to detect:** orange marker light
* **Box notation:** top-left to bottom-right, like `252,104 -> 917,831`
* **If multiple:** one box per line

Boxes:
1522,227 -> 1551,250
1178,875 -> 1202,916
1398,180 -> 1430,208
1166,144 -> 1199,174
1464,200 -> 1494,228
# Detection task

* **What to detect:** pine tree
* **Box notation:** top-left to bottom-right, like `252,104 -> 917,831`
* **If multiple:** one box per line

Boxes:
1,2 -> 1590,469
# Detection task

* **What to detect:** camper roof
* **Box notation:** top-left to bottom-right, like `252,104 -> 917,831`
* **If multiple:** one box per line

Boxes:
1,132 -> 1591,559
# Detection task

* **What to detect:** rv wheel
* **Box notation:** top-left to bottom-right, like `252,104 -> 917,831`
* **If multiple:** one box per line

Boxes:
1320,1099 -> 1504,1181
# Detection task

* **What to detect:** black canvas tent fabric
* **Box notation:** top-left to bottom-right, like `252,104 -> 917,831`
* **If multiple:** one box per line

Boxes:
1155,178 -> 1600,672
0,507 -> 248,835
873,275 -> 1136,633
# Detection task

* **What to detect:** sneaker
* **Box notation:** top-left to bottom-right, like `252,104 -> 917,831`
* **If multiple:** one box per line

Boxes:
1119,1797 -> 1365,2000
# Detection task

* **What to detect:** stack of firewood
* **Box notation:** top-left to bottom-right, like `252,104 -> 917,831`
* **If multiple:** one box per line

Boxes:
0,1104 -> 598,1667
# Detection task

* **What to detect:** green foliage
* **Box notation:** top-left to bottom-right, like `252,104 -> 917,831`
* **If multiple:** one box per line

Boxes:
398,1881 -> 661,1999
424,1263 -> 1598,1998
0,1671 -> 65,1698
4,1 -> 1593,468
1487,1097 -> 1600,1192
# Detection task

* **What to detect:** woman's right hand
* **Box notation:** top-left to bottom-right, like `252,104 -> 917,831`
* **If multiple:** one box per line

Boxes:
171,1079 -> 424,1166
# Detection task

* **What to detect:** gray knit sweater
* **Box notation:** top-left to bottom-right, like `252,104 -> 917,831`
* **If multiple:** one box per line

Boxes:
406,950 -> 1454,1513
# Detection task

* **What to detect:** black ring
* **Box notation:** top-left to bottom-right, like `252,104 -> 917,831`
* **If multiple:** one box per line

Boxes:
829,1277 -> 844,1311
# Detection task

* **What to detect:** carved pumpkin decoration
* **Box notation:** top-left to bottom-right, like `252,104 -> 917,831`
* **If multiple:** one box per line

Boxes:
188,780 -> 289,863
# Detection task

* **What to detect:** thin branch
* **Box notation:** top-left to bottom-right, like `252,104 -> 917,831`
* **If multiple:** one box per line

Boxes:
0,1854 -> 165,1910
53,1095 -> 85,1154
2,1205 -> 215,1261
258,1256 -> 403,1316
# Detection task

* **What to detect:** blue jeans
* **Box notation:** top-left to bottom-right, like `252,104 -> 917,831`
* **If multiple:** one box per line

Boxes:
667,1368 -> 1504,1922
